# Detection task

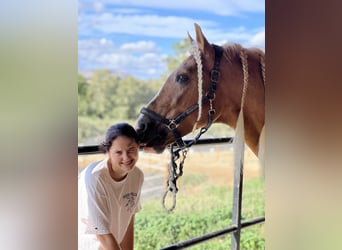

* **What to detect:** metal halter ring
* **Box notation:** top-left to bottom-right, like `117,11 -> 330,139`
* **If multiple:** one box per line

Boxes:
167,120 -> 179,130
205,91 -> 216,101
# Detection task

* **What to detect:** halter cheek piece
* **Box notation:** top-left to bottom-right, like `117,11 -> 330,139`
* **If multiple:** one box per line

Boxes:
140,44 -> 224,149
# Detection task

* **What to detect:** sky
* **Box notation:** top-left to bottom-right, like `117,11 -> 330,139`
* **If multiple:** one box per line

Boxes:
78,0 -> 265,80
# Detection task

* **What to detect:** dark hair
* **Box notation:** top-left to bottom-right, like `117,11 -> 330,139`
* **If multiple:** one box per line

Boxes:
99,123 -> 139,152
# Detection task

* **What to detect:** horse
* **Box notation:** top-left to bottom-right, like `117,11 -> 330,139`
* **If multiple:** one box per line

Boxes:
136,23 -> 265,158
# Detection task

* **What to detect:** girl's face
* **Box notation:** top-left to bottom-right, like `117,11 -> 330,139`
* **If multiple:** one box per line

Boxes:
108,136 -> 139,179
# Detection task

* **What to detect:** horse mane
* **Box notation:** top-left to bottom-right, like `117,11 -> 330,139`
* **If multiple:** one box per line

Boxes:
222,43 -> 264,62
222,43 -> 265,85
222,42 -> 265,161
222,43 -> 243,63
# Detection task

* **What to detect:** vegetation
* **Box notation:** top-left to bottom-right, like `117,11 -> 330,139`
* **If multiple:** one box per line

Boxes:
135,178 -> 265,249
78,71 -> 161,143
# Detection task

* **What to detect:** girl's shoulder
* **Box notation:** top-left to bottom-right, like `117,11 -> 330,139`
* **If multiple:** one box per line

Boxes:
130,166 -> 144,181
134,166 -> 144,176
79,160 -> 107,183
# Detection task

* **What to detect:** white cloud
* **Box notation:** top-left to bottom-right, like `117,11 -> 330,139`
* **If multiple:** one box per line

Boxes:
78,23 -> 265,78
82,12 -> 214,39
82,0 -> 264,15
246,30 -> 265,49
79,11 -> 263,44
78,1 -> 264,78
78,39 -> 166,79
93,1 -> 104,12
199,26 -> 264,50
78,0 -> 264,39
120,41 -> 158,53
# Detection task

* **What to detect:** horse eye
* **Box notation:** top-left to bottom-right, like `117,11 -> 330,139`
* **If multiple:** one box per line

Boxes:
176,74 -> 189,84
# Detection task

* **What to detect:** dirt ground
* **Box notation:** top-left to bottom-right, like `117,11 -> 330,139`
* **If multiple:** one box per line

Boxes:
184,148 -> 262,184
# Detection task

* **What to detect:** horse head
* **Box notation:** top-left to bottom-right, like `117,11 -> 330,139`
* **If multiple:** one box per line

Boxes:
136,23 -> 265,156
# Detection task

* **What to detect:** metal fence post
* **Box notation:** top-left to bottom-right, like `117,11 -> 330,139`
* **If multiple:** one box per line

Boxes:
231,157 -> 244,250
230,114 -> 245,250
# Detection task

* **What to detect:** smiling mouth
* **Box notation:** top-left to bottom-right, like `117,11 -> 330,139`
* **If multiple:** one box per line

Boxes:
121,160 -> 134,167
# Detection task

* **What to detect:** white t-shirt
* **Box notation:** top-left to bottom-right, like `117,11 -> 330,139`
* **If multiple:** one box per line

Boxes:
78,159 -> 144,250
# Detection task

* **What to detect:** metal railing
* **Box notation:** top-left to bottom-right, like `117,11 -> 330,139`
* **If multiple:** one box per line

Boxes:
160,217 -> 265,250
78,137 -> 264,249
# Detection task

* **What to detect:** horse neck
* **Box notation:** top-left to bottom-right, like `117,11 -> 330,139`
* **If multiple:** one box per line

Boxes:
215,51 -> 265,156
242,95 -> 264,156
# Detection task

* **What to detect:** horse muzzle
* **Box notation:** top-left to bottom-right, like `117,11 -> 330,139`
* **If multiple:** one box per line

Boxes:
135,113 -> 170,153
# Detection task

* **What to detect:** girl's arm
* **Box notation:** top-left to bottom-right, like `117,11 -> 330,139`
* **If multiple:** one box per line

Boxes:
96,233 -> 121,250
120,215 -> 135,250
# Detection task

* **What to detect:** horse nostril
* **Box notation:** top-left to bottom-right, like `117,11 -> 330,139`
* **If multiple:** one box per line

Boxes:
136,118 -> 148,134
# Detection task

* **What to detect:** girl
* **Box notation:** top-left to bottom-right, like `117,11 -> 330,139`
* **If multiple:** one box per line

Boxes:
78,123 -> 144,250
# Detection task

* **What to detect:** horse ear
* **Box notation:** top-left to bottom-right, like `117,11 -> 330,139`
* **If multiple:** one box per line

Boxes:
187,31 -> 194,44
194,23 -> 210,53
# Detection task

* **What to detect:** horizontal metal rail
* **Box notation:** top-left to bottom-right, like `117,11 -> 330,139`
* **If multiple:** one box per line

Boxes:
160,217 -> 265,250
78,137 -> 233,155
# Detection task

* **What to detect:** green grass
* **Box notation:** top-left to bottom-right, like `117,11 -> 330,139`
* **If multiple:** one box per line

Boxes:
135,178 -> 264,249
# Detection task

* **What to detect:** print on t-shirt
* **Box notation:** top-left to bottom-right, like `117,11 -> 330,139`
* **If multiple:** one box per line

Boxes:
122,192 -> 137,213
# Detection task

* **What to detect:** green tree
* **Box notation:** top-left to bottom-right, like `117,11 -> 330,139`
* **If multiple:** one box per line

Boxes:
87,70 -> 120,119
113,77 -> 160,120
78,74 -> 91,116
163,38 -> 190,76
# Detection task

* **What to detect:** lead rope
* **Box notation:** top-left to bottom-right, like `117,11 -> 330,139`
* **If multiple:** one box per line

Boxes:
162,144 -> 188,212
162,102 -> 215,212
162,42 -> 213,212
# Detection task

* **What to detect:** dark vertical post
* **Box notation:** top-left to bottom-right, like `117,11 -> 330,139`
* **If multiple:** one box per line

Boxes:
231,157 -> 244,250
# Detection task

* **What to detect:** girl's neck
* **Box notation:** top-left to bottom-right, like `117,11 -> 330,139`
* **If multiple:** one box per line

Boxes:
107,160 -> 127,181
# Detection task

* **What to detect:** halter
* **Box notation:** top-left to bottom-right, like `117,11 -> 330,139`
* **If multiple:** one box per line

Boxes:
140,44 -> 224,150
140,44 -> 223,211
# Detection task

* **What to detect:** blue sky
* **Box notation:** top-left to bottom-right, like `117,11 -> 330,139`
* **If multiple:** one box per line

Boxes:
78,0 -> 265,79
